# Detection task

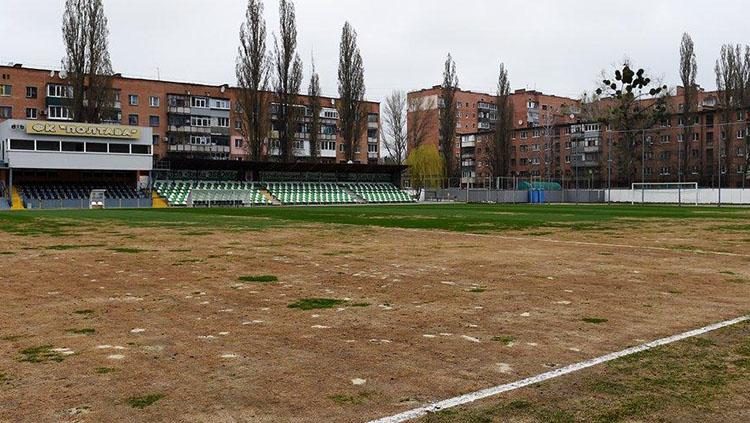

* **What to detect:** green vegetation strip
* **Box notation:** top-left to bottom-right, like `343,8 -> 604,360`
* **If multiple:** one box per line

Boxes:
288,298 -> 347,310
126,393 -> 164,409
238,275 -> 278,283
2,204 -> 750,236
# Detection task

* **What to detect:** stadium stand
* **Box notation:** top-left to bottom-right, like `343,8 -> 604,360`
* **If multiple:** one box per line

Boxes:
345,182 -> 415,203
18,183 -> 150,209
153,181 -> 268,207
264,182 -> 356,205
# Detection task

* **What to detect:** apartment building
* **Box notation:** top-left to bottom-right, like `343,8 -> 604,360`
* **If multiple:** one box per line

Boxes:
0,64 -> 380,165
409,84 -> 749,187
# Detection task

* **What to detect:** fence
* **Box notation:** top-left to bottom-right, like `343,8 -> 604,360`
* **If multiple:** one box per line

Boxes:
23,198 -> 153,209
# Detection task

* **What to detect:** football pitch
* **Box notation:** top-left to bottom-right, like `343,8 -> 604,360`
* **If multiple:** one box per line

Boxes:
0,204 -> 749,422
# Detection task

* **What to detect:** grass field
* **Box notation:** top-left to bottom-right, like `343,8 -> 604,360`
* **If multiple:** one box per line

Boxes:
0,204 -> 749,422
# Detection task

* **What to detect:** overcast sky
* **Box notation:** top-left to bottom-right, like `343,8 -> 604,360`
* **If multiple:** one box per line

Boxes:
2,0 -> 749,104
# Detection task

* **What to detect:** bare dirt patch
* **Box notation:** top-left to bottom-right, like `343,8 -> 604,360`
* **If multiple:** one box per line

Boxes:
0,218 -> 748,422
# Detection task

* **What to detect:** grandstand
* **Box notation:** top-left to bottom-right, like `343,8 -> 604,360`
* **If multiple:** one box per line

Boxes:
154,181 -> 268,207
264,182 -> 356,205
19,183 -> 150,209
345,182 -> 416,203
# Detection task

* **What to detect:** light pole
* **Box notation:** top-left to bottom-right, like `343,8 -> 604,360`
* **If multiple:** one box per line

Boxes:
607,136 -> 612,205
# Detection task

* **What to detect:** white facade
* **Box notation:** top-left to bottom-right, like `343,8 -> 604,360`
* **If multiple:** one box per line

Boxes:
0,120 -> 153,171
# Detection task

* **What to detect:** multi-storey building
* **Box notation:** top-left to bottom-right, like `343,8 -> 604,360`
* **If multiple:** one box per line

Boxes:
0,64 -> 380,165
409,84 -> 750,188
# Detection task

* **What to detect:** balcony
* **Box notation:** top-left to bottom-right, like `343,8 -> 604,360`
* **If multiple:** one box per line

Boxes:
478,122 -> 491,130
168,144 -> 230,154
321,148 -> 336,158
168,125 -> 211,134
461,135 -> 476,148
462,160 -> 476,168
168,106 -> 191,115
368,121 -> 379,129
368,152 -> 378,159
210,127 -> 230,136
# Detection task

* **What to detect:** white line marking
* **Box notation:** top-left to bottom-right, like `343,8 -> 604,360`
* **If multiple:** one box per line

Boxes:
368,315 -> 749,423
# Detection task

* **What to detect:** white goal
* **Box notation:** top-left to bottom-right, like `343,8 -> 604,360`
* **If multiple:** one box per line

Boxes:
630,182 -> 699,205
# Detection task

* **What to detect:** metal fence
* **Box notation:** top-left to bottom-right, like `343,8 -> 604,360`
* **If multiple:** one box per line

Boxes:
23,198 -> 153,210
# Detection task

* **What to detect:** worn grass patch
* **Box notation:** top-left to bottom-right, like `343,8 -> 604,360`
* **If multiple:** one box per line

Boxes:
0,372 -> 9,384
0,251 -> 16,255
108,247 -> 148,254
420,321 -> 750,423
582,317 -> 608,324
18,345 -> 65,363
329,392 -> 372,405
468,287 -> 486,293
95,367 -> 117,374
126,393 -> 164,409
348,302 -> 371,308
288,298 -> 347,311
238,275 -> 278,283
491,335 -> 516,346
45,244 -> 105,251
67,328 -> 95,335
74,309 -> 95,315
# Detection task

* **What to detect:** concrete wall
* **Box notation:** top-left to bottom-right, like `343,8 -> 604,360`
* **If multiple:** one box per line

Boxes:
606,188 -> 750,205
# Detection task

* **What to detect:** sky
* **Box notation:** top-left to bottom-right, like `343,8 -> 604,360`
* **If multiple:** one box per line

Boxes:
2,0 -> 750,105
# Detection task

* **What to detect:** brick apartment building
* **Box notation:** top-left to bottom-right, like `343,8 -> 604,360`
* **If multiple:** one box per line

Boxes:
0,64 -> 380,164
408,85 -> 750,188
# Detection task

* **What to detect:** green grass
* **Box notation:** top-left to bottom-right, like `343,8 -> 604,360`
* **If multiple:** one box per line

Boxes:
468,287 -> 486,293
238,275 -> 278,283
108,247 -> 148,254
2,204 -> 750,236
45,244 -> 105,250
582,317 -> 609,324
491,335 -> 516,346
422,321 -> 750,423
288,298 -> 347,311
18,345 -> 65,363
126,393 -> 164,409
67,328 -> 95,335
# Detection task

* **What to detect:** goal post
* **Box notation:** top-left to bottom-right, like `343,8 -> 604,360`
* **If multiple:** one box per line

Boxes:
630,182 -> 699,205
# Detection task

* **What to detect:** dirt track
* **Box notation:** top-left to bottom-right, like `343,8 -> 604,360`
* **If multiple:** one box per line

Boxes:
0,220 -> 749,422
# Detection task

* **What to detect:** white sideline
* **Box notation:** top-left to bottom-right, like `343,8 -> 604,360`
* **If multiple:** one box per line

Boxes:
368,315 -> 749,423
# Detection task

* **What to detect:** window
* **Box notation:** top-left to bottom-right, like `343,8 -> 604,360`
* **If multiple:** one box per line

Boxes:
129,95 -> 138,106
677,133 -> 684,143
738,111 -> 745,121
152,135 -> 160,145
234,139 -> 243,148
191,116 -> 210,127
128,114 -> 139,126
323,109 -> 338,119
738,165 -> 746,174
47,84 -> 72,98
660,166 -> 671,175
368,144 -> 378,153
25,108 -> 37,119
234,120 -> 242,130
0,106 -> 11,118
212,99 -> 230,109
86,143 -> 107,153
190,135 -> 211,145
565,155 -> 571,163
149,96 -> 160,107
520,131 -> 527,139
62,141 -> 85,152
192,97 -> 208,108
47,106 -> 71,120
149,115 -> 160,127
737,147 -> 744,156
368,113 -> 378,123
37,141 -> 60,151
26,86 -> 37,99
532,130 -> 540,138
216,117 -> 229,128
9,139 -> 34,150
109,143 -> 130,154
322,141 -> 335,150
0,85 -> 11,96
132,145 -> 151,155
692,133 -> 700,142
737,129 -> 746,139
660,135 -> 670,143
367,128 -> 378,139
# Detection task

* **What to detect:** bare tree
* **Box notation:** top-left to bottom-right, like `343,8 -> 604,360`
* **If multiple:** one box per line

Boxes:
273,0 -> 303,162
62,0 -> 114,123
540,107 -> 557,181
679,33 -> 698,183
383,91 -> 407,165
307,57 -> 322,162
482,63 -> 513,180
407,96 -> 436,149
439,54 -> 459,179
337,22 -> 366,162
715,45 -> 737,187
236,0 -> 270,161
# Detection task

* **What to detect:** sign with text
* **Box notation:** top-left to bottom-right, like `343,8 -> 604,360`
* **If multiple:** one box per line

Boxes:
26,122 -> 141,140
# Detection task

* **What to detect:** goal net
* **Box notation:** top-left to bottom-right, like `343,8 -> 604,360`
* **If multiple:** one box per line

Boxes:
630,182 -> 699,205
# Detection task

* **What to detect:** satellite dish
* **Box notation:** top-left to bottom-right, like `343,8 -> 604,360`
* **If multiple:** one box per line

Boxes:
59,70 -> 68,79
569,114 -> 575,119
50,70 -> 55,77
518,120 -> 523,126
220,85 -> 226,93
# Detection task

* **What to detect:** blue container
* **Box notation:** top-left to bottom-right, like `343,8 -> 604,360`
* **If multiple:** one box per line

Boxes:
529,190 -> 539,204
538,190 -> 546,204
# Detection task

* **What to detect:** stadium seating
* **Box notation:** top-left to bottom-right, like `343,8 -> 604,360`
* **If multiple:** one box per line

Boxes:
153,181 -> 268,207
345,183 -> 415,203
264,182 -> 356,205
18,183 -> 148,202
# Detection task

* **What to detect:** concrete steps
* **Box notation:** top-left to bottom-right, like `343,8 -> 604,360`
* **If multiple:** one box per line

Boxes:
152,190 -> 169,208
11,186 -> 24,209
258,187 -> 282,205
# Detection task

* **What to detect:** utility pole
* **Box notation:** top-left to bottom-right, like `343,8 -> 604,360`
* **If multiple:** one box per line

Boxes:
641,130 -> 646,204
607,137 -> 612,205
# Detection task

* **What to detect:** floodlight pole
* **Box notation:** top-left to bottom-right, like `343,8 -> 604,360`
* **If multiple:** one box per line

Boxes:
641,130 -> 646,204
677,135 -> 682,207
607,136 -> 612,205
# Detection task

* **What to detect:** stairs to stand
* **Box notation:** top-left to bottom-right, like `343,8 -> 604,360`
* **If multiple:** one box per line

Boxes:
11,186 -> 24,209
152,190 -> 169,208
258,187 -> 281,206
340,185 -> 367,204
